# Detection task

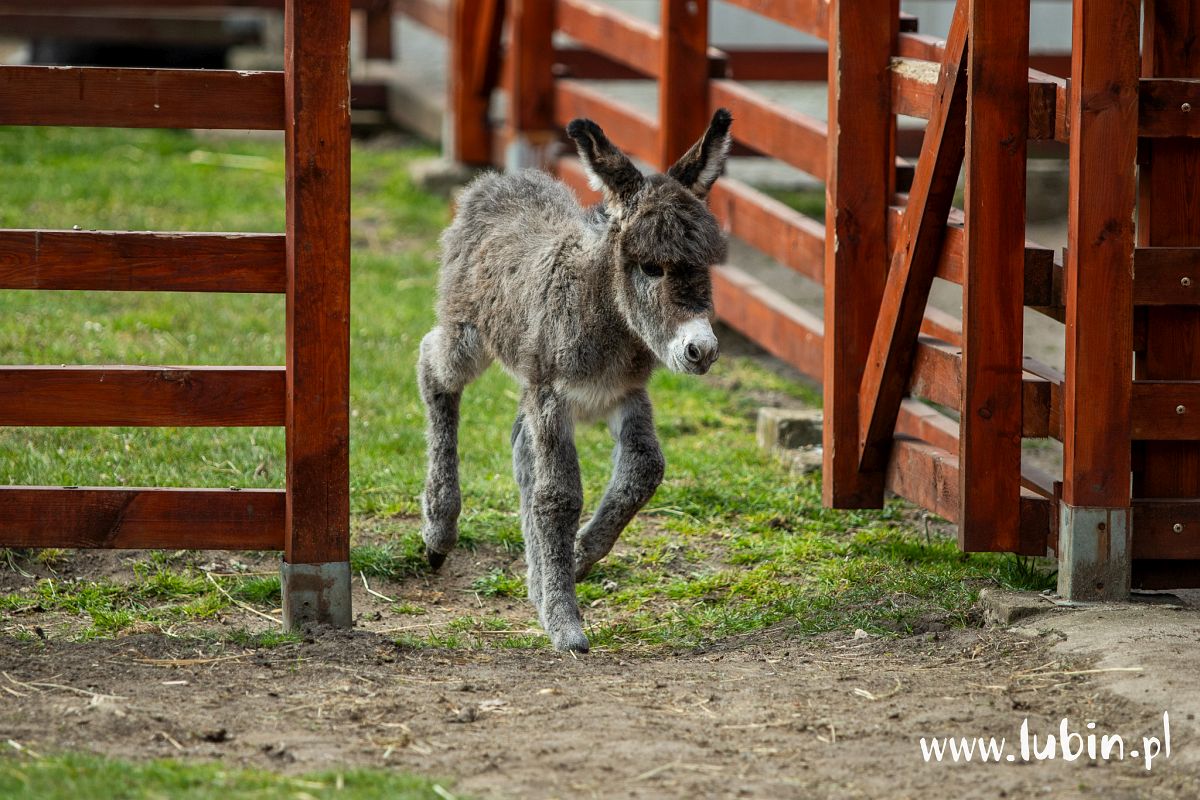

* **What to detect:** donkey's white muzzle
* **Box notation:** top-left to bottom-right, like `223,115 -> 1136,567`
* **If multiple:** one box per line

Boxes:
668,317 -> 719,375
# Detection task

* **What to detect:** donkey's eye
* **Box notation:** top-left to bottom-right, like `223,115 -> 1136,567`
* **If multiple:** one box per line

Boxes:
639,263 -> 665,278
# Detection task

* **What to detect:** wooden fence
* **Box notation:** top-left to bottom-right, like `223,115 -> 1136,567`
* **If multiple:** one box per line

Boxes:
0,0 -> 353,627
438,0 -> 1200,600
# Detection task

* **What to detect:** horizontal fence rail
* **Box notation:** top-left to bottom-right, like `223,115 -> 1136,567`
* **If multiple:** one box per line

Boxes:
0,230 -> 286,293
0,366 -> 286,427
0,487 -> 285,551
0,66 -> 286,129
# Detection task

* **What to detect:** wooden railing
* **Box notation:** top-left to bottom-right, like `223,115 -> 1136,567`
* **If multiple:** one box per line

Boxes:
0,0 -> 354,627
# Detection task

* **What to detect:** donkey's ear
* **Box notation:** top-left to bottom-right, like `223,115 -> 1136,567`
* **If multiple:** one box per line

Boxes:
667,108 -> 732,199
566,118 -> 645,211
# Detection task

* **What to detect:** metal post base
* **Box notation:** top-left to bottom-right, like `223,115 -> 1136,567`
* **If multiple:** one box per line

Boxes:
281,560 -> 352,631
1057,504 -> 1131,601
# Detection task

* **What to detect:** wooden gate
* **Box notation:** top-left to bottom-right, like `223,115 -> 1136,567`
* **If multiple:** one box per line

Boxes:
438,0 -> 1200,599
0,0 -> 353,627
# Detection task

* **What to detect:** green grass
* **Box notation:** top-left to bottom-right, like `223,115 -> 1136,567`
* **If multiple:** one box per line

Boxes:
0,752 -> 455,800
0,125 -> 1056,652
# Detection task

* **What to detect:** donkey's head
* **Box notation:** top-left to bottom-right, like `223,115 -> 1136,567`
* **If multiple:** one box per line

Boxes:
567,109 -> 732,375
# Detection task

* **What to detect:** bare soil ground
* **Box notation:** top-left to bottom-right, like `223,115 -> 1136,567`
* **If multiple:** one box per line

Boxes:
3,547 -> 1199,800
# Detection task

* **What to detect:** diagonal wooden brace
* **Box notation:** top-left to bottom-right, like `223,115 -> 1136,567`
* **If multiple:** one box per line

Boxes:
857,0 -> 971,474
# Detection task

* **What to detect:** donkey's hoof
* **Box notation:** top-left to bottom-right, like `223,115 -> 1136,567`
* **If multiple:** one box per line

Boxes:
550,628 -> 590,653
426,548 -> 447,570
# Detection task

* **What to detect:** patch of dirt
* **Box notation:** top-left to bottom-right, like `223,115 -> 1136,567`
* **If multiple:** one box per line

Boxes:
4,583 -> 1200,798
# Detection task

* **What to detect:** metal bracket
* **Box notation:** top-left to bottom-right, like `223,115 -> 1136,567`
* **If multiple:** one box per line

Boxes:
1057,504 -> 1131,602
281,559 -> 352,630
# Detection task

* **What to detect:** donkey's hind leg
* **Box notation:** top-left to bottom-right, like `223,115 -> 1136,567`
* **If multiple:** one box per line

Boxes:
511,413 -> 543,611
418,323 -> 490,569
574,389 -> 665,581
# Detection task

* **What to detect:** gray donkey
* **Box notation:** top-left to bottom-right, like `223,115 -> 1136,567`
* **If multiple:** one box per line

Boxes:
418,109 -> 732,652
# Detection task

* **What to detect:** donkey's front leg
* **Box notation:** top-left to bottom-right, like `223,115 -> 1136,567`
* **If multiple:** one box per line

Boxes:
574,389 -> 665,581
521,387 -> 589,652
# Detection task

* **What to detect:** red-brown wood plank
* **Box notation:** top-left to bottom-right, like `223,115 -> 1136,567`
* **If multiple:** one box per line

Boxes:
886,205 -> 1056,303
896,399 -> 959,453
284,0 -> 352,564
709,178 -> 825,282
708,80 -> 826,180
557,0 -> 659,78
0,487 -> 285,551
712,265 -> 823,381
449,0 -> 493,164
1135,247 -> 1200,304
1139,78 -> 1200,137
0,366 -> 285,427
886,437 -> 1051,554
659,0 -> 710,170
0,230 -> 285,293
857,0 -> 969,473
1132,381 -> 1200,440
958,0 -> 1028,553
553,80 -> 659,165
0,66 -> 284,130
364,2 -> 394,60
0,13 -> 263,47
1133,500 -> 1200,559
890,57 -> 1058,142
509,0 -> 556,152
395,0 -> 449,36
823,0 -> 898,507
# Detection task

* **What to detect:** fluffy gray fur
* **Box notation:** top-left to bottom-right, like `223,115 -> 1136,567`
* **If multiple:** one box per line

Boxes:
418,109 -> 733,652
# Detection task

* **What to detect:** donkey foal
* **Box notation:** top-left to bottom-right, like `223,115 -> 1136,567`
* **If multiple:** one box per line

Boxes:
419,110 -> 733,652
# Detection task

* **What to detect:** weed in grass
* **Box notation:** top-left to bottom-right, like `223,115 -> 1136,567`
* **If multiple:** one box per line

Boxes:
992,554 -> 1058,593
470,568 -> 525,598
350,539 -> 426,581
229,576 -> 282,606
226,629 -> 302,649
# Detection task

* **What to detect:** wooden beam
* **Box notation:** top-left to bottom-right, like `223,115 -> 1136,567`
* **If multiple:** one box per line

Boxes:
508,0 -> 555,163
659,0 -> 709,170
449,0 -> 493,164
823,0 -> 897,507
709,178 -> 825,282
857,0 -> 970,473
712,265 -> 823,381
1058,0 -> 1139,600
0,230 -> 285,293
395,0 -> 449,36
958,0 -> 1028,553
886,204 -> 1056,302
0,487 -> 285,551
557,0 -> 659,78
0,66 -> 283,130
708,79 -> 826,180
1139,77 -> 1200,137
1134,247 -> 1200,304
890,57 -> 1058,141
0,366 -> 285,427
0,13 -> 263,47
553,80 -> 659,165
886,437 -> 1051,555
1132,381 -> 1200,440
1134,499 -> 1200,558
284,0 -> 352,566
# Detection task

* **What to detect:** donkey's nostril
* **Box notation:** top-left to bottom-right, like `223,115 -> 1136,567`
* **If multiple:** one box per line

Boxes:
685,343 -> 701,363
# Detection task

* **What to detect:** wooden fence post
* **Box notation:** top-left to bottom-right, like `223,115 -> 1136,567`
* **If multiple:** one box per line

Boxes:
823,0 -> 897,508
659,0 -> 709,171
282,0 -> 353,629
1059,0 -> 1139,600
506,0 -> 555,170
449,0 -> 494,165
959,0 -> 1028,553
